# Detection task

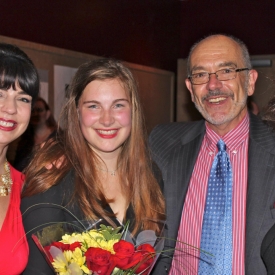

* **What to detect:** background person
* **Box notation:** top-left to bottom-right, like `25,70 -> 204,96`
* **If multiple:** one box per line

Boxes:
149,34 -> 275,274
29,97 -> 57,145
21,58 -> 165,274
13,96 -> 57,171
0,43 -> 39,275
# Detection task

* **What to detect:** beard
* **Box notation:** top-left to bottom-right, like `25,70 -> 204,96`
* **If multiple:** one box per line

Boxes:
194,87 -> 248,126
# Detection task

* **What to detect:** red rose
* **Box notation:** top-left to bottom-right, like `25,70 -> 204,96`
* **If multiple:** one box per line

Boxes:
51,241 -> 70,251
68,242 -> 81,251
113,240 -> 135,269
137,244 -> 155,255
133,244 -> 156,274
85,247 -> 115,275
121,244 -> 156,274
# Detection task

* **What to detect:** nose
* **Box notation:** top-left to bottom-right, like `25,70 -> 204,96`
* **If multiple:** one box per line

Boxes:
1,97 -> 17,115
206,73 -> 223,90
99,109 -> 115,126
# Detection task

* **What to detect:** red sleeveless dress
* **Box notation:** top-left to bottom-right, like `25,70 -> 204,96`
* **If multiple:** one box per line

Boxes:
0,165 -> 28,275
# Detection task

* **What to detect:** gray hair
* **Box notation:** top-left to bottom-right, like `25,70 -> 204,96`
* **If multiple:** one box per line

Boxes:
186,34 -> 252,76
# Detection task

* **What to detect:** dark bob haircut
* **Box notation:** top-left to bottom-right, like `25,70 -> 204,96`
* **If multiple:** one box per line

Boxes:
0,43 -> 39,102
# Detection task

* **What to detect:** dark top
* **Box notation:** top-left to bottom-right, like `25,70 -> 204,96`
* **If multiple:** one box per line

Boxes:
21,166 -> 163,275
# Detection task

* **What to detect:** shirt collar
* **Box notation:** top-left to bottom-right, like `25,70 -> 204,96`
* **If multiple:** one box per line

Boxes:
205,113 -> 250,153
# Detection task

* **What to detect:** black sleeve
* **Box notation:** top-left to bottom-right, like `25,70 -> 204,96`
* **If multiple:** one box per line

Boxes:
21,170 -> 83,275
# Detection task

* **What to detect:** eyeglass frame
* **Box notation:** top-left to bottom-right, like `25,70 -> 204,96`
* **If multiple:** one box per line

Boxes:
187,67 -> 250,85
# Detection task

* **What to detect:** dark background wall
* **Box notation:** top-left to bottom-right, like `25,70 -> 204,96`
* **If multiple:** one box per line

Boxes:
180,0 -> 275,59
1,0 -> 275,73
0,0 -> 181,73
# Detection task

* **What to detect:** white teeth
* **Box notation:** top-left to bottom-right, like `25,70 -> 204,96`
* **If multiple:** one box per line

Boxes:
98,130 -> 117,135
0,121 -> 14,127
209,97 -> 226,103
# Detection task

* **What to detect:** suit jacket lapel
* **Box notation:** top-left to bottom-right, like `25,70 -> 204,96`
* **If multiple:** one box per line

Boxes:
164,121 -> 205,244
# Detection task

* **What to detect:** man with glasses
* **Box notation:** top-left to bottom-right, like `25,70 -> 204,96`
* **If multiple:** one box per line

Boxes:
150,34 -> 275,274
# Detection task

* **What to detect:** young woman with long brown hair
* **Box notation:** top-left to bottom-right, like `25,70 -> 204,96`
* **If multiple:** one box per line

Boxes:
21,58 -> 165,274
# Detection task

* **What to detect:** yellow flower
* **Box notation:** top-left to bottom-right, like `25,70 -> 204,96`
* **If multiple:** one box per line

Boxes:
82,230 -> 103,241
52,250 -> 84,275
52,250 -> 73,274
95,239 -> 118,254
70,247 -> 90,273
61,233 -> 84,244
80,230 -> 119,254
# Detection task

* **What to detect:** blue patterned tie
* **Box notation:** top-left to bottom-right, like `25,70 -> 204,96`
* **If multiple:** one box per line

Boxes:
198,139 -> 233,274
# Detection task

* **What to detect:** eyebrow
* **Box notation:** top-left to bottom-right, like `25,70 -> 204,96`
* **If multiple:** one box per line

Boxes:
83,98 -> 129,104
0,88 -> 31,96
191,62 -> 238,73
18,90 -> 31,96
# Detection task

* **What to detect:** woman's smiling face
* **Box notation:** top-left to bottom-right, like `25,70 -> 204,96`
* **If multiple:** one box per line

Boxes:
0,83 -> 32,147
78,78 -> 132,157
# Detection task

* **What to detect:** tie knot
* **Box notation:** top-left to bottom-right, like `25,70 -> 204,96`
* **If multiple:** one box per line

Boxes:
217,139 -> 226,152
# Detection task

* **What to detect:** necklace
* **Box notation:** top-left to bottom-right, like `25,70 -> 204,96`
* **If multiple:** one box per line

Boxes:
96,165 -> 120,176
0,160 -> 12,196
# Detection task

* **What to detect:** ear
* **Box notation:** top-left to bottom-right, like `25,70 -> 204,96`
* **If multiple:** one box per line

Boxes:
185,78 -> 195,102
247,69 -> 258,96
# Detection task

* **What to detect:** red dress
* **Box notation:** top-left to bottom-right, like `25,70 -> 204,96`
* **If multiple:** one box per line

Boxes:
0,165 -> 28,275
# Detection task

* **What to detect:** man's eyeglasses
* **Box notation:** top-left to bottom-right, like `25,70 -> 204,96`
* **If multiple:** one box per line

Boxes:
188,68 -> 250,85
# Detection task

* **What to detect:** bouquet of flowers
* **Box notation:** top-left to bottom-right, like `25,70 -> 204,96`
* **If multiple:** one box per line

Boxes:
32,220 -> 165,275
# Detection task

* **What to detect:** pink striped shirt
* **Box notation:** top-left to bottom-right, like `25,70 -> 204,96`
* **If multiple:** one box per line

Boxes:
169,113 -> 249,275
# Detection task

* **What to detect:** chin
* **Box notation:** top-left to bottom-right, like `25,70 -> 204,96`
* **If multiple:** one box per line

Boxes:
202,111 -> 227,125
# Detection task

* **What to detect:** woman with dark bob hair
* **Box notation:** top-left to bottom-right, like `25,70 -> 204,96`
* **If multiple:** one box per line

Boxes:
21,58 -> 165,274
0,43 -> 39,274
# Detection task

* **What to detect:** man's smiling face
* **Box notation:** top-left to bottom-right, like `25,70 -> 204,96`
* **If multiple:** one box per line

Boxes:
185,35 -> 258,135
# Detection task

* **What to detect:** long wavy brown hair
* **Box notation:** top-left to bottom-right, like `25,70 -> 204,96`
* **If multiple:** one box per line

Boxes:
22,58 -> 165,235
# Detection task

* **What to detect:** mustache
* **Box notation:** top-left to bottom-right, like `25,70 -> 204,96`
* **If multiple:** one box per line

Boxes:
202,89 -> 234,101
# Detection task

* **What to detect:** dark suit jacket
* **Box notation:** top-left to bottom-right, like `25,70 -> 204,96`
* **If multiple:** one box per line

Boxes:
149,113 -> 275,274
261,222 -> 275,275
